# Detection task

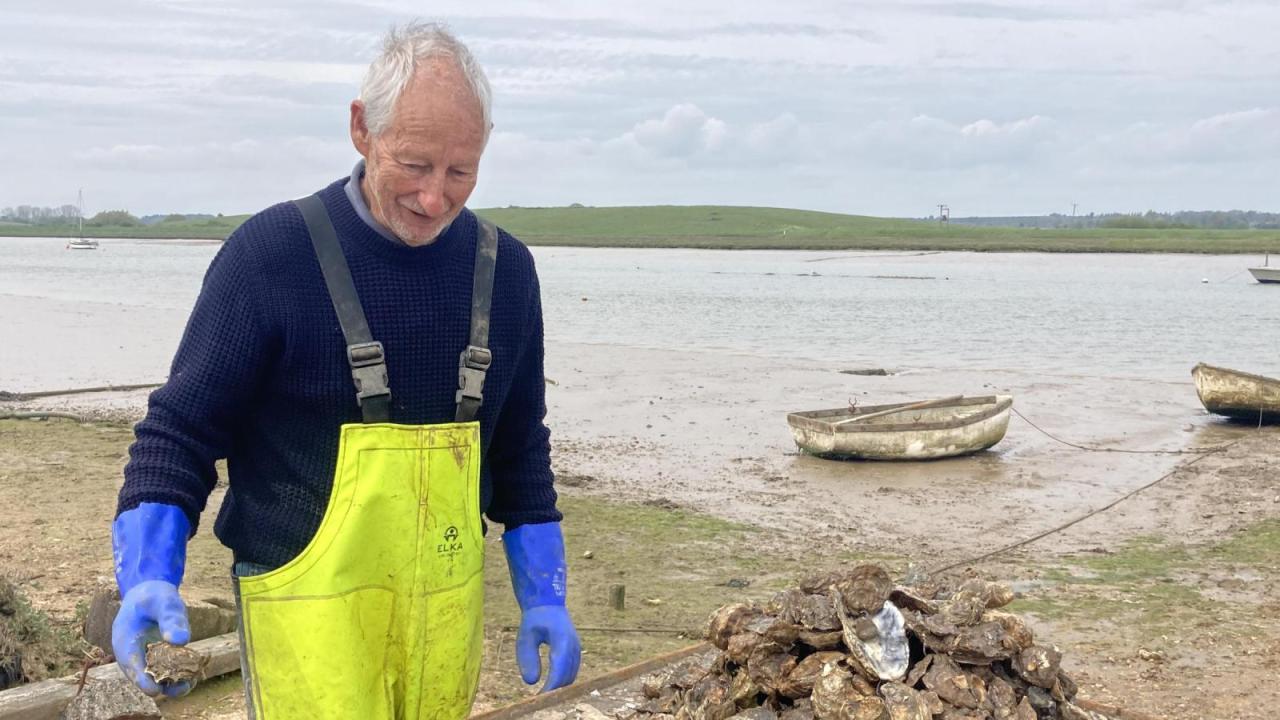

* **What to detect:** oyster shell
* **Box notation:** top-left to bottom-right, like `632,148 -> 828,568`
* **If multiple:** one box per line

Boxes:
732,668 -> 765,707
920,654 -> 986,710
746,643 -> 798,692
904,654 -> 933,687
938,592 -> 988,628
709,604 -> 763,649
796,629 -> 845,651
834,565 -> 894,615
1013,644 -> 1062,689
685,674 -> 737,720
770,589 -> 842,632
888,586 -> 937,615
958,579 -> 1015,609
642,673 -> 666,699
981,610 -> 1035,652
836,599 -> 909,682
800,570 -> 846,595
810,661 -> 889,720
144,641 -> 206,687
949,619 -> 1022,663
727,633 -> 772,665
778,651 -> 844,699
984,675 -> 1020,720
877,682 -> 932,720
779,698 -> 815,719
1052,669 -> 1079,702
731,708 -> 781,719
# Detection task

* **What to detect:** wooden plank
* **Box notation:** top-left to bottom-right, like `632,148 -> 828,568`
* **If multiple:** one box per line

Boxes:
0,632 -> 1161,720
471,642 -> 712,720
830,395 -> 964,426
0,633 -> 240,720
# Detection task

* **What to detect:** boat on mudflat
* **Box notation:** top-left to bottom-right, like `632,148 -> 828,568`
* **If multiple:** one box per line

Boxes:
1191,363 -> 1280,422
786,394 -> 1012,460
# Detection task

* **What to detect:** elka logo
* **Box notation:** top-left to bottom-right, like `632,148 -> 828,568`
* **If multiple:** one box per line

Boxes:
437,525 -> 465,555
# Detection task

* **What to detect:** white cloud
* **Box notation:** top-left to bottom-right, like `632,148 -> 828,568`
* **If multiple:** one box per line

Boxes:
1101,108 -> 1280,164
623,104 -> 728,157
1,0 -> 1278,216
75,137 -> 350,174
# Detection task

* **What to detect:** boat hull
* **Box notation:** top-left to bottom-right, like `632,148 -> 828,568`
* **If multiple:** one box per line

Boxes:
786,395 -> 1012,460
1192,363 -> 1280,422
1249,267 -> 1280,284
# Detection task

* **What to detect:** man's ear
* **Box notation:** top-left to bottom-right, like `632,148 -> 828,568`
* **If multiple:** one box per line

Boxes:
350,100 -> 371,156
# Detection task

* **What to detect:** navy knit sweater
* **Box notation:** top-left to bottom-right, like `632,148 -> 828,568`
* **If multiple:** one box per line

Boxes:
118,178 -> 561,569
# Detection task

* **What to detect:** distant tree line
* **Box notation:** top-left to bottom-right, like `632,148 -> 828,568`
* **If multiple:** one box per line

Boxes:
0,205 -> 146,227
950,210 -> 1280,230
0,204 -> 230,228
0,204 -> 82,224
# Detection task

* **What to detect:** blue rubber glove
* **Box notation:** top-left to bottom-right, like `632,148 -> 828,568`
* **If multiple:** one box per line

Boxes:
111,502 -> 192,698
503,522 -> 581,692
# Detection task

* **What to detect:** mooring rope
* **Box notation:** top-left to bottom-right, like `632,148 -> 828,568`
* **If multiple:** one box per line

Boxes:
0,383 -> 163,402
1011,406 -> 1226,455
930,436 -> 1242,574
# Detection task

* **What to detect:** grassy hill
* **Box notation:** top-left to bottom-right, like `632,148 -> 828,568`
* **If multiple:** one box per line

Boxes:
0,215 -> 250,240
476,205 -> 1280,253
4,205 -> 1278,252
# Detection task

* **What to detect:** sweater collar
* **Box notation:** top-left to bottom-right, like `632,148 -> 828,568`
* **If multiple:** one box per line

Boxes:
323,177 -> 474,265
342,159 -> 456,249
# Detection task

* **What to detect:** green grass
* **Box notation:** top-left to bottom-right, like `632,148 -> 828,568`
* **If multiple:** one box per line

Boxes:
5,205 -> 1279,252
1207,518 -> 1280,567
1007,522 -> 1280,641
475,205 -> 1280,253
0,577 -> 86,682
0,215 -> 249,240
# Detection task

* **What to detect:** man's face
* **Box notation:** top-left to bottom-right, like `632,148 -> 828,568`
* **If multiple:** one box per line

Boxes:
350,60 -> 487,246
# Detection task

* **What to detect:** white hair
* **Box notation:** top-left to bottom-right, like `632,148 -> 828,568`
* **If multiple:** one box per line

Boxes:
359,21 -> 492,142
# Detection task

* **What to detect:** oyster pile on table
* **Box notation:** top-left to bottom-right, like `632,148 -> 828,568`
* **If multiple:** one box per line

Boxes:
626,564 -> 1116,720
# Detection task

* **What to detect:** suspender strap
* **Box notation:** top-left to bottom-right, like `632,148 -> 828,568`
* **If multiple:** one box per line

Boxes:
456,219 -> 499,422
293,194 -> 392,423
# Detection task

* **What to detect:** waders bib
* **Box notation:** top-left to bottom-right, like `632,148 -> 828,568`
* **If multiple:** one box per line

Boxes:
236,196 -> 499,719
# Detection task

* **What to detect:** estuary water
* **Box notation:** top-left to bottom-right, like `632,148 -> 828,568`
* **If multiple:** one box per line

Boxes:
0,235 -> 1275,390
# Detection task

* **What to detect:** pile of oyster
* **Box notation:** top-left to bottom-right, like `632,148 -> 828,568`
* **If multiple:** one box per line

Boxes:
628,565 -> 1113,720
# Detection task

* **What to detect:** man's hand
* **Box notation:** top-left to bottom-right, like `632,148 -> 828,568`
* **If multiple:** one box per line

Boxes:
502,521 -> 582,692
110,502 -> 192,696
111,581 -> 192,697
515,604 -> 581,692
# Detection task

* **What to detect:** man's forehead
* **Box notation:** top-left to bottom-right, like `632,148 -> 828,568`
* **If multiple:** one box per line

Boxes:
392,68 -> 481,117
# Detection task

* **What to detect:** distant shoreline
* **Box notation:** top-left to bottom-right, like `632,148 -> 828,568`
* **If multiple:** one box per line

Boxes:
4,230 -> 1274,254
4,203 -> 1278,254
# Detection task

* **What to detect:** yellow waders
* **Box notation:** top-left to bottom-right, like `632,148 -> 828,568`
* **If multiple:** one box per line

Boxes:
236,196 -> 501,719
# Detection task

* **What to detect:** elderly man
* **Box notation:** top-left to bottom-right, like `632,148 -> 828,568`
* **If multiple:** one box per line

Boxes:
109,22 -> 580,718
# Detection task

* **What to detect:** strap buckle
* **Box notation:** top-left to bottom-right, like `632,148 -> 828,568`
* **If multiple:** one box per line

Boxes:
456,345 -> 492,406
347,341 -> 391,406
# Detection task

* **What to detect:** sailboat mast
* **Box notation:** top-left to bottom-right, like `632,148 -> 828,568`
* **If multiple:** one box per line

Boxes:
78,188 -> 84,238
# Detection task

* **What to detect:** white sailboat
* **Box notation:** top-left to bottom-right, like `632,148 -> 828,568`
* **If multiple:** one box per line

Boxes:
66,189 -> 98,250
1249,253 -> 1278,284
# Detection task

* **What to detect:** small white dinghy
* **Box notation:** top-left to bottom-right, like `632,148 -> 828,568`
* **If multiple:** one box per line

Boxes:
1248,253 -> 1279,284
786,395 -> 1013,460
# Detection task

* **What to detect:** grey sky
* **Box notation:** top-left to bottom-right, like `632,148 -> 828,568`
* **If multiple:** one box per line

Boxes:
2,0 -> 1277,217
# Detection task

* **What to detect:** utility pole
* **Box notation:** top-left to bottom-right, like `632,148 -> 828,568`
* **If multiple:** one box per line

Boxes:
1071,202 -> 1078,217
